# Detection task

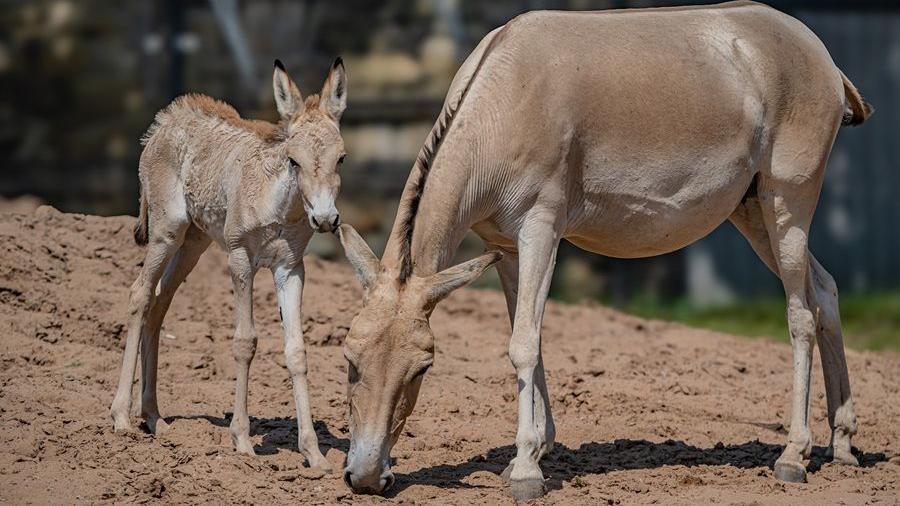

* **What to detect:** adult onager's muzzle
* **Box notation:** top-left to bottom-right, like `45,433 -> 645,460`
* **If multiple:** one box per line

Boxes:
343,441 -> 394,494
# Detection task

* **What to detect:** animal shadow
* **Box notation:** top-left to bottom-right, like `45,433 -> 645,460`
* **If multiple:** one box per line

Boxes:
167,414 -> 349,456
392,438 -> 888,494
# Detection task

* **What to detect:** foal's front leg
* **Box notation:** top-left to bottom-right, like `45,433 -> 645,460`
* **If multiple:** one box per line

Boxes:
506,211 -> 561,501
228,247 -> 258,455
273,263 -> 331,472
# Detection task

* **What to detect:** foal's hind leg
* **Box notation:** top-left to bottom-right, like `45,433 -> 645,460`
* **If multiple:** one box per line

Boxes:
110,215 -> 188,431
139,225 -> 210,434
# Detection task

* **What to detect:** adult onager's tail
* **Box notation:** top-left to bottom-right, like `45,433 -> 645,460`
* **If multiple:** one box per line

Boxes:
134,186 -> 148,245
841,71 -> 874,127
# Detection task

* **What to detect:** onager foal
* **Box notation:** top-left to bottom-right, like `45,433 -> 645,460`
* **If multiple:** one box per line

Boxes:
109,59 -> 347,472
336,2 -> 872,498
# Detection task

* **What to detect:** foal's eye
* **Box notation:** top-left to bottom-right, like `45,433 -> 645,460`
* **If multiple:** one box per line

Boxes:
288,157 -> 299,168
337,154 -> 346,165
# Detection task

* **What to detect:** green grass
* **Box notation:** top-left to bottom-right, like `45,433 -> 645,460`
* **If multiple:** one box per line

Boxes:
625,292 -> 900,352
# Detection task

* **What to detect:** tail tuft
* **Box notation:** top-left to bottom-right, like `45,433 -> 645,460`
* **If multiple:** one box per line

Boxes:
133,187 -> 149,245
841,71 -> 874,127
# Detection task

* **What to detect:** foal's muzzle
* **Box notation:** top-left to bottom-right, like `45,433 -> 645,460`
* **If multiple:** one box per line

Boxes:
309,211 -> 340,233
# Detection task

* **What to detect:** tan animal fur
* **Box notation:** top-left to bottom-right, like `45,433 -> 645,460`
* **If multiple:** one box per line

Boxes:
336,2 -> 872,497
109,59 -> 348,473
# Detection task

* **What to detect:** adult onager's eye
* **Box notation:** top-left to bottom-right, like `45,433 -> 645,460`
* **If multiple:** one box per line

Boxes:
412,364 -> 431,380
288,157 -> 299,168
348,360 -> 360,384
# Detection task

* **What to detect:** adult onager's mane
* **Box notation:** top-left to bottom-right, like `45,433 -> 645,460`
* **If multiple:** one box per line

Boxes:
396,28 -> 508,281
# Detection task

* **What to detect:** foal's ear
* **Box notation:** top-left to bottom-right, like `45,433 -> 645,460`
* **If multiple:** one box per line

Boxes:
273,59 -> 303,119
424,251 -> 503,307
320,57 -> 347,122
338,224 -> 380,290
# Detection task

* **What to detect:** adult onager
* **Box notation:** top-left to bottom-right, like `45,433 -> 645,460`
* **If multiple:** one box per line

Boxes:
336,2 -> 872,498
109,59 -> 348,472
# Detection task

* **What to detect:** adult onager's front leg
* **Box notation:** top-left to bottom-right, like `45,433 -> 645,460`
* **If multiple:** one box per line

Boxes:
505,208 -> 562,501
228,247 -> 258,455
273,263 -> 331,472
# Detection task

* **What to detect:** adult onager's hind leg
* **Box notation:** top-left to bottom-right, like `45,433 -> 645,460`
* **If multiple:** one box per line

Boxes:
731,195 -> 858,471
110,218 -> 188,431
745,114 -> 854,482
228,247 -> 258,455
505,209 -> 562,501
807,255 -> 858,465
138,226 -> 211,434
274,262 -> 331,472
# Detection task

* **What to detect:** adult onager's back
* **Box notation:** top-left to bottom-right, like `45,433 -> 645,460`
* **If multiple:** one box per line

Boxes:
335,2 -> 873,498
110,60 -> 348,473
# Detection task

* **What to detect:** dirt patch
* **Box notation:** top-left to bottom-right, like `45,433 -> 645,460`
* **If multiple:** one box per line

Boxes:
1,208 -> 898,505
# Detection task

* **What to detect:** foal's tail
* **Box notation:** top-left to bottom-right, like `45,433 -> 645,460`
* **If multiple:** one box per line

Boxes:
840,70 -> 874,127
133,185 -> 149,246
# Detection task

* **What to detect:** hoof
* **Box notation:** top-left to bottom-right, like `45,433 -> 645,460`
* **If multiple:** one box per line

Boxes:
298,465 -> 329,480
501,463 -> 514,482
308,457 -> 333,475
111,412 -> 132,433
831,449 -> 859,467
509,478 -> 547,502
774,461 -> 807,483
143,415 -> 170,436
232,438 -> 257,456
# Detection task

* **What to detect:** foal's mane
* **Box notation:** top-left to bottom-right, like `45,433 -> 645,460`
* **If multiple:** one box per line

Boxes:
396,29 -> 507,282
142,94 -> 295,146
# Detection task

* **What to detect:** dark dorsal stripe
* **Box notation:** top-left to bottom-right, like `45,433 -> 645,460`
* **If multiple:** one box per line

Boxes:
397,27 -> 507,282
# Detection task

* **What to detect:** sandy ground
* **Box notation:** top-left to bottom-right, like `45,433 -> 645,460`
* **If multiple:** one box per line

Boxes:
1,208 -> 898,505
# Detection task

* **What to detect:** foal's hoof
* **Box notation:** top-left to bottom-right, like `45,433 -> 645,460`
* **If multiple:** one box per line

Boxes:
110,412 -> 133,433
774,461 -> 807,483
509,478 -> 547,502
307,457 -> 333,475
232,437 -> 257,456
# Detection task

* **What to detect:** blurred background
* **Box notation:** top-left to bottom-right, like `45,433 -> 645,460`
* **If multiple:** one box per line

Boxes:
1,0 -> 897,348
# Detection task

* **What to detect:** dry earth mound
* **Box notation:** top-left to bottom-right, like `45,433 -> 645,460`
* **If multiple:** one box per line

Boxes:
1,208 -> 898,504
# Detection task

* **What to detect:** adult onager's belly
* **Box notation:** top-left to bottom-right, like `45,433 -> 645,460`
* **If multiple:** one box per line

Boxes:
565,159 -> 755,258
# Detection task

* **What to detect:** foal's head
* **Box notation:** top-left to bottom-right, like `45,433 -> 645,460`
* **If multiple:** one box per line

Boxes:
336,225 -> 501,494
272,58 -> 347,232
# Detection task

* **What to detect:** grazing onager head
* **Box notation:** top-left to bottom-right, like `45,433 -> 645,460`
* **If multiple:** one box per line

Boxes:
273,58 -> 347,232
336,225 -> 501,494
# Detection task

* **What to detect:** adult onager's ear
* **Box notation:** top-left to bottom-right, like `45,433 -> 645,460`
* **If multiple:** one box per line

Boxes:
338,224 -> 380,290
424,251 -> 503,307
320,57 -> 347,121
273,59 -> 303,119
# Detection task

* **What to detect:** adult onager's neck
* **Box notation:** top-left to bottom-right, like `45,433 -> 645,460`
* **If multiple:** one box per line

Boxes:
382,26 -> 508,279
